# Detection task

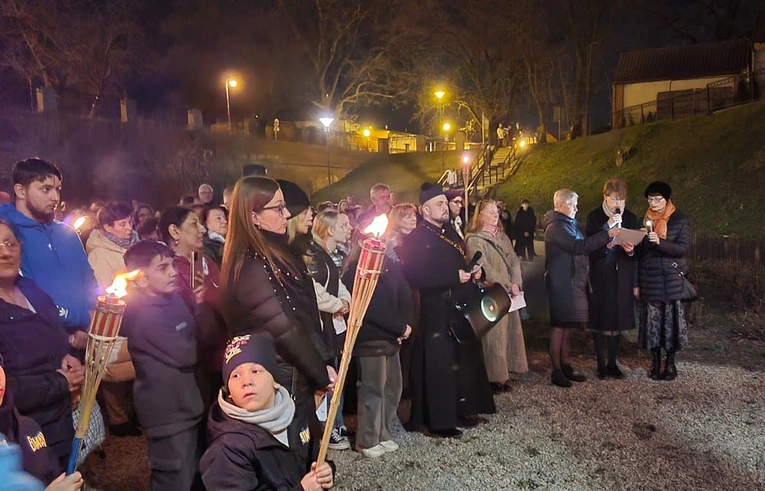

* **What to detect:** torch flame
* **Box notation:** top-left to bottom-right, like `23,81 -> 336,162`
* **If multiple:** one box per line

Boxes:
73,216 -> 88,231
363,214 -> 389,238
105,270 -> 140,298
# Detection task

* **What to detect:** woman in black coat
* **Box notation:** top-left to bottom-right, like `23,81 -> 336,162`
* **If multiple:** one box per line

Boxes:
513,199 -> 537,261
220,177 -> 334,414
585,179 -> 639,379
637,182 -> 691,381
543,189 -> 618,388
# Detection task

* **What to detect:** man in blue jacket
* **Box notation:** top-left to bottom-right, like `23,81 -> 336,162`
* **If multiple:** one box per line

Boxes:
0,158 -> 96,349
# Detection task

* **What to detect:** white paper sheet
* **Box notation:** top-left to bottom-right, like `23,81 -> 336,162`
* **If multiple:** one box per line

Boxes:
333,316 -> 347,335
612,228 -> 647,245
509,292 -> 527,312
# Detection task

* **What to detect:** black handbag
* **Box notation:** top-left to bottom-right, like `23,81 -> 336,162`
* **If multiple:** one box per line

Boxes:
671,262 -> 698,302
452,282 -> 512,344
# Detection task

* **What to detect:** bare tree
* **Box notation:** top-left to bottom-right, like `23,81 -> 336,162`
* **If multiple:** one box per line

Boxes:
645,0 -> 745,44
275,0 -> 424,119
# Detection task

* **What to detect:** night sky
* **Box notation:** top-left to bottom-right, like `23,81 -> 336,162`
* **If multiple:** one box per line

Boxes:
2,0 -> 763,134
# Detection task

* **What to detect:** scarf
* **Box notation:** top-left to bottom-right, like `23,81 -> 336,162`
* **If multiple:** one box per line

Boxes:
602,201 -> 618,218
103,229 -> 139,250
645,200 -> 677,240
219,386 -> 295,447
207,230 -> 225,243
481,223 -> 498,237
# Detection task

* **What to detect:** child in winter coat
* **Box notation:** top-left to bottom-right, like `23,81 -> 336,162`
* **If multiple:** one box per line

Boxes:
121,240 -> 205,490
200,333 -> 334,491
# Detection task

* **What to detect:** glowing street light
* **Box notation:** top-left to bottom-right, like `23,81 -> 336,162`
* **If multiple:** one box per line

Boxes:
362,128 -> 371,137
434,90 -> 445,101
319,117 -> 335,200
442,122 -> 451,132
225,78 -> 238,134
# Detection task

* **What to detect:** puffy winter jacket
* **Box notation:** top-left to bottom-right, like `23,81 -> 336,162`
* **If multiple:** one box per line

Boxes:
637,210 -> 691,302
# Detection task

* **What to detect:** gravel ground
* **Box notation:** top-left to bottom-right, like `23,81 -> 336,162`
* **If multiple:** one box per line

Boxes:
81,357 -> 765,490
329,360 -> 765,491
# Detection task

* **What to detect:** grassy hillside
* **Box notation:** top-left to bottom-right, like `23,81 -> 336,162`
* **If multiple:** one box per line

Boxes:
311,150 -> 464,203
494,100 -> 765,238
319,100 -> 765,238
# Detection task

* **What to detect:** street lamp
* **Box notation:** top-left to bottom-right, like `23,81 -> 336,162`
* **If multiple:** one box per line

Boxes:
225,78 -> 238,134
434,90 -> 447,170
320,117 -> 334,200
362,127 -> 371,152
461,153 -> 471,233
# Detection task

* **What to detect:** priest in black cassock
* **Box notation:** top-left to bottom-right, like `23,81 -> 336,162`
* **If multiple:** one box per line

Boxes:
400,183 -> 495,439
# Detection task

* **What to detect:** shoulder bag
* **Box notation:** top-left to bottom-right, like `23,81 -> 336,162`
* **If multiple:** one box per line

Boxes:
671,261 -> 698,302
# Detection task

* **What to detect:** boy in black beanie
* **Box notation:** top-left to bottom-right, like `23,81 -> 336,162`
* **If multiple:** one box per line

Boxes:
200,333 -> 334,490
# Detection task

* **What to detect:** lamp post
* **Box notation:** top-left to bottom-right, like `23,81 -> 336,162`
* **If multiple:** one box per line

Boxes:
441,122 -> 451,171
462,153 -> 471,233
225,79 -> 237,134
362,127 -> 371,151
319,116 -> 334,200
434,90 -> 447,171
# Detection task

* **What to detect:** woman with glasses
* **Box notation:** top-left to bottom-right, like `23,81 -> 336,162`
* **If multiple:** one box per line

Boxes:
0,219 -> 85,475
543,189 -> 619,388
221,177 -> 335,414
465,199 -> 527,393
637,181 -> 691,381
585,179 -> 639,379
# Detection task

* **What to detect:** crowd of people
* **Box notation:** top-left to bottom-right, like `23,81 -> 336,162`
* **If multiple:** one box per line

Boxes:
0,156 -> 692,490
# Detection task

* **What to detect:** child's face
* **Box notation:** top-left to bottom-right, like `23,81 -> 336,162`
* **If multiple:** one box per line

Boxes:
140,254 -> 178,296
228,362 -> 279,412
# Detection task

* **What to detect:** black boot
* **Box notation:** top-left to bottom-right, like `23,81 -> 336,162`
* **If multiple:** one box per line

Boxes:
551,368 -> 572,388
606,336 -> 624,379
593,334 -> 607,379
561,364 -> 587,382
649,349 -> 661,380
661,350 -> 677,381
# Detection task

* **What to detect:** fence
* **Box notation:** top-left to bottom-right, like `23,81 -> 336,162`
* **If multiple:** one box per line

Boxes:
614,68 -> 765,128
690,234 -> 764,267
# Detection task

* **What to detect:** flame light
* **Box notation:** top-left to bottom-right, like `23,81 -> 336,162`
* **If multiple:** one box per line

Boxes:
73,216 -> 88,231
363,214 -> 389,238
105,270 -> 140,299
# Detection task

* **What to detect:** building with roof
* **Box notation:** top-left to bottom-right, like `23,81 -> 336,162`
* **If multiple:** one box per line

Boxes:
612,38 -> 754,128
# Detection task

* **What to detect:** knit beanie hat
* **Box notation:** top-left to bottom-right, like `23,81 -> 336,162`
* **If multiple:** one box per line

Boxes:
276,179 -> 311,218
644,181 -> 672,201
419,182 -> 445,205
445,189 -> 463,202
222,333 -> 278,389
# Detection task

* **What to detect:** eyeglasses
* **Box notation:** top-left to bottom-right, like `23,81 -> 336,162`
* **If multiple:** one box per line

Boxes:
0,240 -> 20,251
260,202 -> 289,214
607,196 -> 625,202
647,196 -> 664,203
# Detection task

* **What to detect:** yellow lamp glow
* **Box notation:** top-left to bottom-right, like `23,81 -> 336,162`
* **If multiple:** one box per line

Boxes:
362,128 -> 371,137
442,122 -> 451,132
434,90 -> 445,100
228,79 -> 237,88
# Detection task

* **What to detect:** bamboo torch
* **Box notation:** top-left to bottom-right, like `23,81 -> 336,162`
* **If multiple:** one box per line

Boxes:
316,214 -> 389,465
66,270 -> 139,474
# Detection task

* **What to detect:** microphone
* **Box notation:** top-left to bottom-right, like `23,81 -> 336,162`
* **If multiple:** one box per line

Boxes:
466,251 -> 482,270
614,207 -> 621,228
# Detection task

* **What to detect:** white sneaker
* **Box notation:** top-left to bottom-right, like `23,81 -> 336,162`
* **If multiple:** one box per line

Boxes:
358,444 -> 386,458
379,440 -> 399,452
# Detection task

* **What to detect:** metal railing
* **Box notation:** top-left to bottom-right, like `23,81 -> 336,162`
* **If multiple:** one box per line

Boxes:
613,68 -> 764,129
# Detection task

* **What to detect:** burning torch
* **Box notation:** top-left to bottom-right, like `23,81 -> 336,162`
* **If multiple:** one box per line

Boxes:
66,270 -> 139,474
316,214 -> 389,465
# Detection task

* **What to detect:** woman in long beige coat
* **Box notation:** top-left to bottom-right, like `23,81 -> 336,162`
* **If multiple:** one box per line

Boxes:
465,199 -> 528,392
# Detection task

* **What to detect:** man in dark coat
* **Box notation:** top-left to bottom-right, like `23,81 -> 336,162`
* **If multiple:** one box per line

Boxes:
513,199 -> 537,261
543,189 -> 617,388
585,179 -> 639,379
400,183 -> 494,439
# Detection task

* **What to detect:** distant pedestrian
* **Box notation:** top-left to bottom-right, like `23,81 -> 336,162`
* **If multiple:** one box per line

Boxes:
513,199 -> 537,261
496,124 -> 506,147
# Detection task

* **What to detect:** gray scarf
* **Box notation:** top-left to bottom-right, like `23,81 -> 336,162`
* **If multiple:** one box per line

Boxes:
103,229 -> 139,250
219,386 -> 295,446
